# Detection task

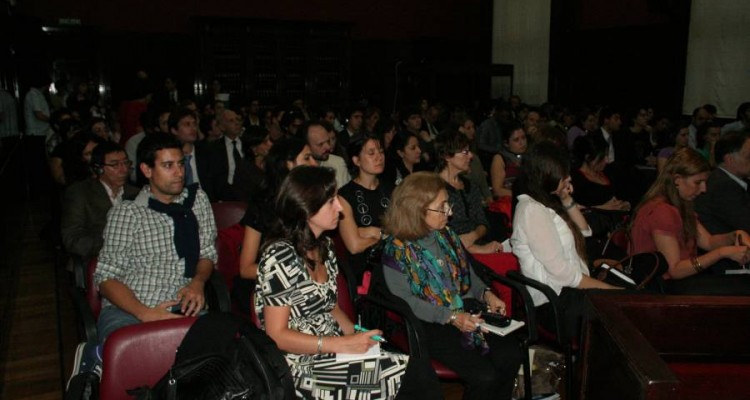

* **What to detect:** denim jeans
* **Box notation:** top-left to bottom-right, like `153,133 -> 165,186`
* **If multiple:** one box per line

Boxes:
96,305 -> 141,343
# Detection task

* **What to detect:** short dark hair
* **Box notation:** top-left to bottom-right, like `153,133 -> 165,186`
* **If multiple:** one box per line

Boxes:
598,107 -> 619,127
715,132 -> 750,165
168,107 -> 197,133
91,141 -> 126,170
434,129 -> 471,171
736,102 -> 750,121
297,121 -> 328,143
137,132 -> 182,168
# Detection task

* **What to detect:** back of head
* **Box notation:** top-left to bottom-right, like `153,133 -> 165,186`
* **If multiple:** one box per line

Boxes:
737,102 -> 750,121
137,132 -> 182,168
573,134 -> 608,167
714,131 -> 748,167
383,171 -> 445,241
264,137 -> 308,196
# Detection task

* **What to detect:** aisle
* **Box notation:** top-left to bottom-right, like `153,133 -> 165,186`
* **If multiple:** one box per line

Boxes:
0,198 -> 78,399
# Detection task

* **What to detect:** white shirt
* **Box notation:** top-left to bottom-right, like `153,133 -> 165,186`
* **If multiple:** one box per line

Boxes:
722,120 -> 747,136
319,154 -> 351,188
125,131 -> 145,183
100,180 -> 124,206
718,167 -> 747,191
511,194 -> 592,306
601,127 -> 615,163
23,87 -> 50,136
223,136 -> 244,185
688,124 -> 698,149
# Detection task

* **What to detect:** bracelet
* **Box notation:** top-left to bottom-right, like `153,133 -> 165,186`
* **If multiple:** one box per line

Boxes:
690,257 -> 704,273
448,311 -> 458,325
482,287 -> 492,302
563,201 -> 577,211
316,335 -> 323,354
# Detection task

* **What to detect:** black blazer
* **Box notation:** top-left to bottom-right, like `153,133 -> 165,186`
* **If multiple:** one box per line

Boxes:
208,137 -> 243,201
192,141 -> 214,201
695,168 -> 750,234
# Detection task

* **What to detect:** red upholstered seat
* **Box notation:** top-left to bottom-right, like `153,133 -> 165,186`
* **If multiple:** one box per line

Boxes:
669,362 -> 750,400
472,252 -> 519,316
215,223 -> 245,293
100,317 -> 197,400
211,201 -> 248,231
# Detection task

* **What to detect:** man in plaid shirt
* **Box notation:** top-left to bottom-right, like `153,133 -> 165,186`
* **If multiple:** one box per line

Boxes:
94,133 -> 217,341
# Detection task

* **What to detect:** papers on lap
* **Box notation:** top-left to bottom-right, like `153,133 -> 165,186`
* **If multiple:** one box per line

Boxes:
336,343 -> 381,362
478,319 -> 525,336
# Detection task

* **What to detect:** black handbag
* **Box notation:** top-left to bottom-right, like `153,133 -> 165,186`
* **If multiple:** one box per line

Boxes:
592,252 -> 667,291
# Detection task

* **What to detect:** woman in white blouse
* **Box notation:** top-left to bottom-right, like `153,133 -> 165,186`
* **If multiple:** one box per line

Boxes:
511,141 -> 619,340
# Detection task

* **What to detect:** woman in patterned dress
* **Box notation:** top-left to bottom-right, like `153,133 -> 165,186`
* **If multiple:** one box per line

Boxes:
255,165 -> 420,399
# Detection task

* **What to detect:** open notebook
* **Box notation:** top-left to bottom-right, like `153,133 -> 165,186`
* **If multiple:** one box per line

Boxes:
477,319 -> 525,336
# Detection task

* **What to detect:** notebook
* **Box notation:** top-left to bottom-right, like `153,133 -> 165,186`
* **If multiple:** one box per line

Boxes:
477,319 -> 525,336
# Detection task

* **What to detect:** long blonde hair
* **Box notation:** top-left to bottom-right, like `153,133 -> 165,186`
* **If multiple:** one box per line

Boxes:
634,147 -> 710,247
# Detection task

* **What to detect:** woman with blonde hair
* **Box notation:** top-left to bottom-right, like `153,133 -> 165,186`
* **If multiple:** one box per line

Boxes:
382,171 -> 521,400
631,147 -> 750,293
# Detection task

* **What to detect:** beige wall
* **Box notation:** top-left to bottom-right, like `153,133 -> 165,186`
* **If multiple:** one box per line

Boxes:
491,0 -> 551,105
683,0 -> 750,118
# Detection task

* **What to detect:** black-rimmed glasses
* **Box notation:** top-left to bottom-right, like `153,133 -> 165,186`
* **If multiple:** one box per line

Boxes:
103,160 -> 133,168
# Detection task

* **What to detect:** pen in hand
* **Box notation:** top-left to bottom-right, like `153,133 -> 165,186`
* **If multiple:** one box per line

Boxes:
353,324 -> 387,343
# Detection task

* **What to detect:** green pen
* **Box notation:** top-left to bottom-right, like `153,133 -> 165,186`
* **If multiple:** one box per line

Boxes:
353,324 -> 387,343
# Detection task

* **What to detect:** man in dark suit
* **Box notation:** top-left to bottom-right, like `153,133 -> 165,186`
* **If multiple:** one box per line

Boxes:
61,141 -> 139,259
591,107 -> 641,204
209,109 -> 245,201
695,132 -> 750,238
169,107 -> 213,199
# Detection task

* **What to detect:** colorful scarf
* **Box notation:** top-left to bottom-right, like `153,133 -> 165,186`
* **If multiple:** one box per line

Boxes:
383,228 -> 489,353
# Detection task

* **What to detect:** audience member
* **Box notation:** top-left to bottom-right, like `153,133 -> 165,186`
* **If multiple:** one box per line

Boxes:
255,166 -> 418,399
566,108 -> 597,150
209,109 -> 245,200
435,130 -> 502,253
301,121 -> 350,188
338,133 -> 393,281
95,133 -> 217,341
657,120 -> 690,172
455,113 -> 493,203
238,137 -> 318,282
233,126 -> 273,202
696,121 -> 721,167
688,106 -> 711,149
170,107 -> 213,198
336,105 -> 364,150
382,130 -> 423,188
490,121 -> 527,199
382,171 -> 519,400
721,102 -> 750,135
61,141 -> 138,259
630,147 -> 750,294
695,132 -> 750,259
512,141 -> 620,341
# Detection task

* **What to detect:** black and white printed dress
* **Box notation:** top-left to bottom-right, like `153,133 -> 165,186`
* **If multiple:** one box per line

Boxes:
255,239 -> 409,399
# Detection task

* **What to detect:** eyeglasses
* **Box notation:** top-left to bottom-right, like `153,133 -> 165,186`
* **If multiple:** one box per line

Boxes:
103,160 -> 133,168
426,202 -> 453,215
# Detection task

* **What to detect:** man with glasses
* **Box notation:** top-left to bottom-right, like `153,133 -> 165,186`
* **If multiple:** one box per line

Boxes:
62,141 -> 139,259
